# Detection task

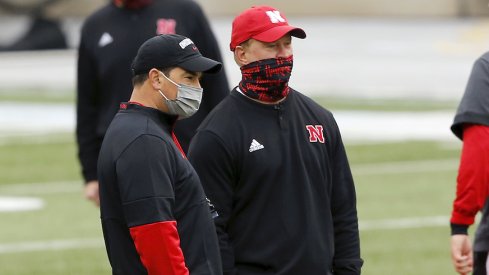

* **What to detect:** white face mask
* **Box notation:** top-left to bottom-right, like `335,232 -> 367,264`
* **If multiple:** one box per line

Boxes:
158,72 -> 203,118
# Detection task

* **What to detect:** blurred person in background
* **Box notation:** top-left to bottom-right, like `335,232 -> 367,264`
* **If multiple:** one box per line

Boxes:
76,0 -> 229,206
97,34 -> 222,274
188,5 -> 363,275
0,0 -> 67,51
450,52 -> 489,275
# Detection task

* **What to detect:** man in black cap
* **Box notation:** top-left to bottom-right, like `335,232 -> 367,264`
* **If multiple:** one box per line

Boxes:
77,0 -> 229,207
97,34 -> 222,275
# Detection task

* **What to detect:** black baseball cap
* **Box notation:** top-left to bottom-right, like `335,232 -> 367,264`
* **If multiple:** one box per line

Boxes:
131,34 -> 222,75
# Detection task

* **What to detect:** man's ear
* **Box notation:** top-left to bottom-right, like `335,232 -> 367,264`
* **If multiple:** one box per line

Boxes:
148,68 -> 162,90
234,46 -> 248,67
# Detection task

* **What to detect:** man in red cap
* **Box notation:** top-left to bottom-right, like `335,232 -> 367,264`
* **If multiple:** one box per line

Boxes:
188,5 -> 363,275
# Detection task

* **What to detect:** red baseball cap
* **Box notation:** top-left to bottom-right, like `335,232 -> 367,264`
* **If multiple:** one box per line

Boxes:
230,5 -> 306,51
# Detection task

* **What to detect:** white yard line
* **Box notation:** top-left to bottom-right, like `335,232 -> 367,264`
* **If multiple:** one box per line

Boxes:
0,159 -> 458,196
0,102 -> 459,142
0,215 -> 451,254
0,196 -> 44,212
0,238 -> 104,254
0,181 -> 82,195
334,110 -> 457,142
359,215 -> 449,230
0,158 -> 458,198
351,158 -> 459,175
0,133 -> 74,146
0,181 -> 82,212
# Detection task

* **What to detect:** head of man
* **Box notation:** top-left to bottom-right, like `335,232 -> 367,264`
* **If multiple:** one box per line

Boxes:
131,34 -> 221,118
230,6 -> 306,103
230,5 -> 306,66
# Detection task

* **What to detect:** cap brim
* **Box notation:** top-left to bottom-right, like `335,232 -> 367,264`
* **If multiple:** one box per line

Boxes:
252,25 -> 306,43
178,55 -> 222,74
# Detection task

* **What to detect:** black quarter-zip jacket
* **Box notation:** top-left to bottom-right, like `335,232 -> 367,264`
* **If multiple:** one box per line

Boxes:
98,104 -> 221,274
188,88 -> 363,275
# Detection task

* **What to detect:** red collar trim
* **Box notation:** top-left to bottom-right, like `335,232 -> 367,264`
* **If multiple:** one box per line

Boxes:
171,132 -> 187,159
128,101 -> 145,106
120,101 -> 145,109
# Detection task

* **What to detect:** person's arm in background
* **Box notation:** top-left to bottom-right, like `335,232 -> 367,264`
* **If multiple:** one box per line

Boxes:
450,124 -> 489,275
188,131 -> 237,275
330,118 -> 363,275
118,135 -> 189,275
76,23 -> 101,206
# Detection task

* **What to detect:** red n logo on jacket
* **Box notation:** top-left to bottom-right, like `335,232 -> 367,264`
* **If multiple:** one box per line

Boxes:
306,125 -> 325,143
156,19 -> 176,35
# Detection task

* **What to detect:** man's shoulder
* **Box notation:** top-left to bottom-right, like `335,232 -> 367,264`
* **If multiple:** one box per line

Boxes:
196,92 -> 247,138
110,110 -> 166,139
81,4 -> 115,30
290,89 -> 334,117
103,111 -> 172,153
151,0 -> 203,14
479,51 -> 489,62
472,51 -> 489,70
199,94 -> 236,125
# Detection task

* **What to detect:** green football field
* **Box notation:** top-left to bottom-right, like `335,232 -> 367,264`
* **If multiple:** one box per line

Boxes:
0,95 -> 467,275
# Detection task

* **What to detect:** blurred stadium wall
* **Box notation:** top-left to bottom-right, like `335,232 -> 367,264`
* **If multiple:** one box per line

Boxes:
0,0 -> 488,18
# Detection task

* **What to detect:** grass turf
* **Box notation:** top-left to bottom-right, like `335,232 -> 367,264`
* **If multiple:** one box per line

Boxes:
0,134 -> 463,274
0,92 -> 464,274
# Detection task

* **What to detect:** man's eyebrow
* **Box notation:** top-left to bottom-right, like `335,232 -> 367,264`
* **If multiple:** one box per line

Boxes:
191,71 -> 203,78
184,70 -> 200,76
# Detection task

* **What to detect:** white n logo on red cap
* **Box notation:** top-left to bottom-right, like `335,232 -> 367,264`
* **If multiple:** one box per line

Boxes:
265,10 -> 286,23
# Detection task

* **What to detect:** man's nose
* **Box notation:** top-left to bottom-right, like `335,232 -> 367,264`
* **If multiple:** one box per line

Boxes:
276,45 -> 292,58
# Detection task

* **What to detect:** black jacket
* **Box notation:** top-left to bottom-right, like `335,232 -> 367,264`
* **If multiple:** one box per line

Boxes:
98,103 -> 222,274
77,0 -> 229,182
188,88 -> 363,275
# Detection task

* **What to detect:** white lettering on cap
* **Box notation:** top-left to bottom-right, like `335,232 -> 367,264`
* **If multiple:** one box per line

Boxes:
179,38 -> 194,49
265,10 -> 285,23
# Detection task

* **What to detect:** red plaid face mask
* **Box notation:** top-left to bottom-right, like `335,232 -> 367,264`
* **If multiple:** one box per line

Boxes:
239,56 -> 293,102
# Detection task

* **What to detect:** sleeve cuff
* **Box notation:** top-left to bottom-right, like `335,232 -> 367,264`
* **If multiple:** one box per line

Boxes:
451,223 -> 469,235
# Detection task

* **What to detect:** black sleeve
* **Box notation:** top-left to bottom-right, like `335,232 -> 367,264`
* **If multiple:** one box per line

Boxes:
116,135 -> 176,227
329,118 -> 364,274
76,25 -> 101,183
188,130 -> 237,275
451,54 -> 489,140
